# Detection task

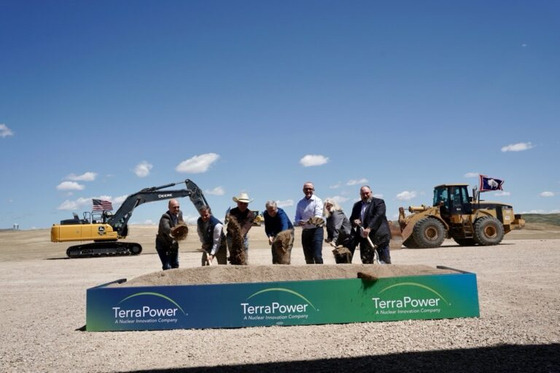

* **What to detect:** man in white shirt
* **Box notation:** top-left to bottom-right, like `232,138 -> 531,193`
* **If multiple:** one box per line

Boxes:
295,182 -> 324,264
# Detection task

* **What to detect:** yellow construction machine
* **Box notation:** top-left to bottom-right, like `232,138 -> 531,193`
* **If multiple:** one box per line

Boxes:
252,210 -> 265,226
396,184 -> 525,248
51,179 -> 209,258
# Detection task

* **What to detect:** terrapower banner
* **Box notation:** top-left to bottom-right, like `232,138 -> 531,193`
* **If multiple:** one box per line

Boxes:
86,272 -> 479,332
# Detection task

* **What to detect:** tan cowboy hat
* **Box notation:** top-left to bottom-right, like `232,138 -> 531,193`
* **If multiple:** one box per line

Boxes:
232,192 -> 253,203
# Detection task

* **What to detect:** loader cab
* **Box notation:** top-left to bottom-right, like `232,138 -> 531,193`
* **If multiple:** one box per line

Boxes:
433,184 -> 472,216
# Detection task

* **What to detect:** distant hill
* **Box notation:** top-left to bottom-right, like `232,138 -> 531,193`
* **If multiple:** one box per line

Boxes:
522,213 -> 560,226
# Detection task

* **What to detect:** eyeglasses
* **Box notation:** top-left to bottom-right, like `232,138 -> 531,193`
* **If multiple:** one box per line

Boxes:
304,188 -> 314,191
172,206 -> 180,209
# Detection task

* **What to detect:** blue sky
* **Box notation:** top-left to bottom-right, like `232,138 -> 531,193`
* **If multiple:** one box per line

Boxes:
1,0 -> 559,229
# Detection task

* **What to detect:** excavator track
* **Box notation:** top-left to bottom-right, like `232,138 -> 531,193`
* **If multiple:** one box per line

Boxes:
66,241 -> 142,258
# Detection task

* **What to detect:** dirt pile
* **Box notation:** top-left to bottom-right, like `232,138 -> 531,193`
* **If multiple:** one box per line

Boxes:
115,264 -> 458,287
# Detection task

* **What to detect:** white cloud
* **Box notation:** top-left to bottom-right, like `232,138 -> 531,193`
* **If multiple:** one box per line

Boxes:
540,191 -> 555,197
57,195 -> 123,211
0,124 -> 14,138
277,199 -> 294,208
396,191 -> 417,201
57,200 -> 79,210
134,161 -> 153,178
205,186 -> 225,196
464,172 -> 479,178
346,178 -> 368,186
329,182 -> 342,189
501,142 -> 534,152
57,197 -> 91,210
56,181 -> 85,191
113,195 -> 128,204
329,195 -> 349,204
176,153 -> 220,173
299,154 -> 329,167
95,195 -> 113,201
66,172 -> 97,181
494,191 -> 511,197
523,209 -> 546,214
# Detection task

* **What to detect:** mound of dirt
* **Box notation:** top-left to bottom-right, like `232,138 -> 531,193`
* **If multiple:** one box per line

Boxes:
115,264 -> 459,287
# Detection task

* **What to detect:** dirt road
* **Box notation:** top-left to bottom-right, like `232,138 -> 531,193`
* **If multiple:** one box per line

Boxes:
0,226 -> 558,372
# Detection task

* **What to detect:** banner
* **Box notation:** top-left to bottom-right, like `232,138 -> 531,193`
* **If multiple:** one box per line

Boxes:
479,175 -> 504,192
86,271 -> 479,332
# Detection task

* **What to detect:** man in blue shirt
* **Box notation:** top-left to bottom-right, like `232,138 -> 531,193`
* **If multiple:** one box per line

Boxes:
263,200 -> 294,264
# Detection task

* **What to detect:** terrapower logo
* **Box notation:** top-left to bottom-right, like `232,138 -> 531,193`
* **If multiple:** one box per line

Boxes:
372,282 -> 450,316
240,287 -> 317,323
111,292 -> 187,326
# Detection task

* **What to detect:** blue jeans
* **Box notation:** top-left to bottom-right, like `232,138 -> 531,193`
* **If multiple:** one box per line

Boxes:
302,227 -> 324,264
155,239 -> 179,270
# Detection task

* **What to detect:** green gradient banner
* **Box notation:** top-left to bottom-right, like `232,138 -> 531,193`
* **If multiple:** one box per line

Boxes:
86,272 -> 479,331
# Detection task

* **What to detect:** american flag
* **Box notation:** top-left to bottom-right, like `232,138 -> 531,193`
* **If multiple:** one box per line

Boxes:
92,199 -> 113,211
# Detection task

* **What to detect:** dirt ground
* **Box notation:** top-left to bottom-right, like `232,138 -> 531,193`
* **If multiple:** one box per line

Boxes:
0,225 -> 559,372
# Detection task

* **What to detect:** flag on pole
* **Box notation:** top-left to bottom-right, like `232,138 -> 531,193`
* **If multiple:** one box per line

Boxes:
479,175 -> 504,192
92,199 -> 113,211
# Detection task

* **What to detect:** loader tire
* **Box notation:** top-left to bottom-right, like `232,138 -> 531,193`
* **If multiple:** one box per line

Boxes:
474,216 -> 504,246
411,217 -> 446,248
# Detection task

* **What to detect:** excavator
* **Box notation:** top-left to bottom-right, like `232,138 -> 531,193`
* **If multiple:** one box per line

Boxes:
51,179 -> 209,258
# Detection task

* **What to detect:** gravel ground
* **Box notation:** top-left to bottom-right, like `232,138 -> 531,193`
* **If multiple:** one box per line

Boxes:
0,227 -> 558,372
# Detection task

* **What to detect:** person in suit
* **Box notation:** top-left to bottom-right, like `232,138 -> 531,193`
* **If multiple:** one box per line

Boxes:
349,185 -> 392,264
155,199 -> 184,270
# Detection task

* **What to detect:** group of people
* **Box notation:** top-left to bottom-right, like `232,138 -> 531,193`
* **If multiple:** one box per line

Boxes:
155,182 -> 392,270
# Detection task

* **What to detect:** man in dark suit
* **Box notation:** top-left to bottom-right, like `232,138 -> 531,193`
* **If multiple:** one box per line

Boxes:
155,199 -> 184,270
349,185 -> 392,264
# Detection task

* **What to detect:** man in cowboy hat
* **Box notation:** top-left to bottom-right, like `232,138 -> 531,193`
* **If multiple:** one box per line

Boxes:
226,192 -> 256,264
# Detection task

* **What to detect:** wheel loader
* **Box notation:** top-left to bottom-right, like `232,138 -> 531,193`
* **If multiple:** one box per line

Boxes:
396,184 -> 525,248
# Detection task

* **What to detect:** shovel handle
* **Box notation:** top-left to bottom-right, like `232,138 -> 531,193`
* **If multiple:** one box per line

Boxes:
366,235 -> 377,249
